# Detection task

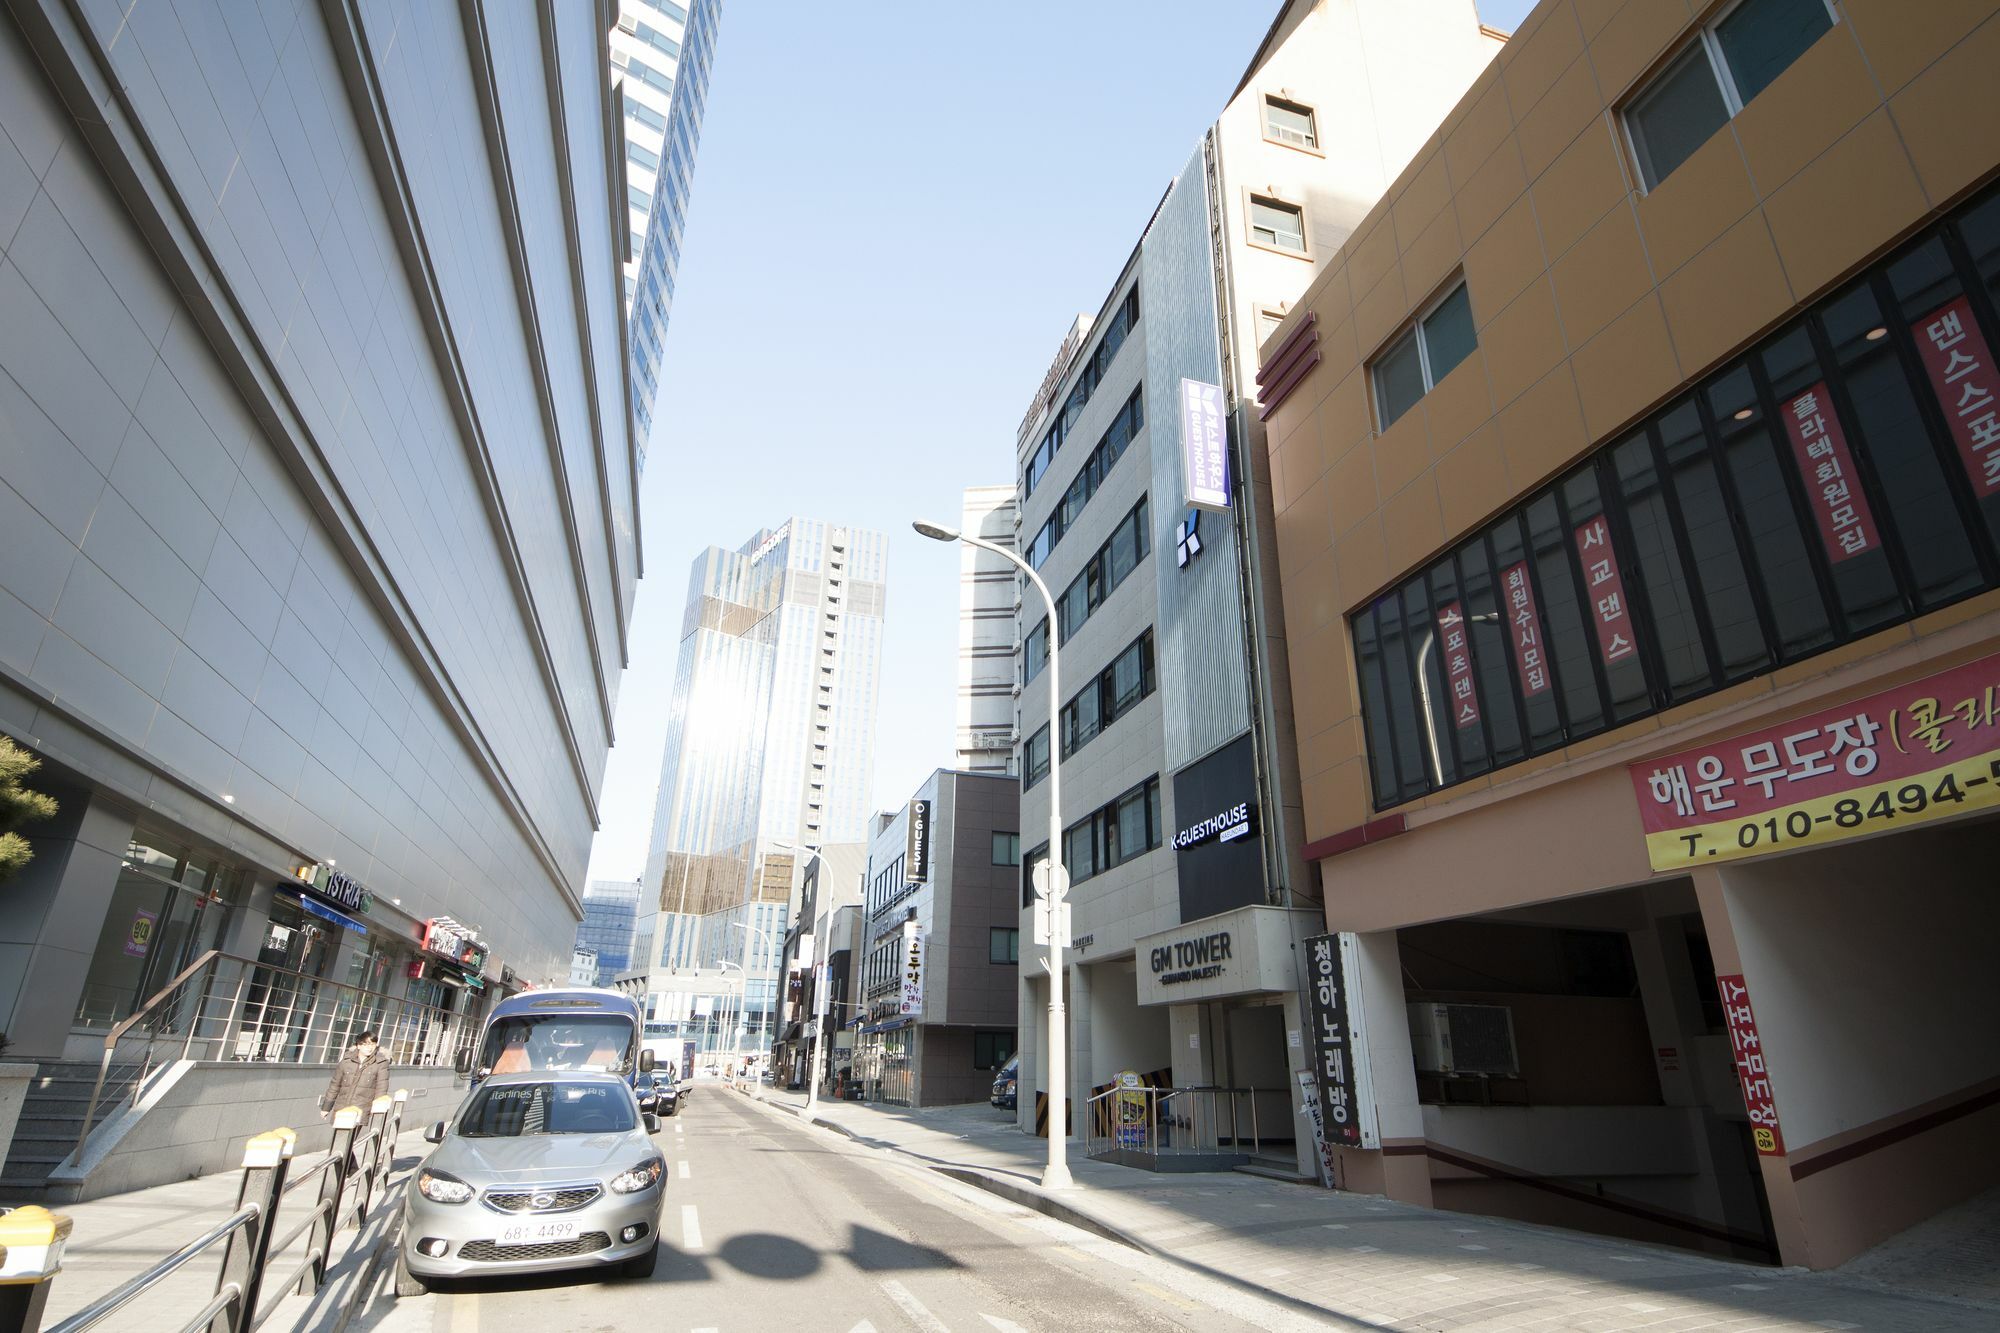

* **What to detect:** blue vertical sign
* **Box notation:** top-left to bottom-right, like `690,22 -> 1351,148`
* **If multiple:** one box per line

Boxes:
1179,378 -> 1230,511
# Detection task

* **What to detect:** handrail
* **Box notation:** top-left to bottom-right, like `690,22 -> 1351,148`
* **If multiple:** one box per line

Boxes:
1084,1085 -> 1276,1162
46,1203 -> 259,1331
69,949 -> 467,1168
43,1091 -> 411,1333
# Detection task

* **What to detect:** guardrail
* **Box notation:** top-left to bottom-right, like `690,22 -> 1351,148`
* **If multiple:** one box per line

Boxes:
71,950 -> 470,1169
1,1090 -> 410,1333
1083,1085 -> 1269,1162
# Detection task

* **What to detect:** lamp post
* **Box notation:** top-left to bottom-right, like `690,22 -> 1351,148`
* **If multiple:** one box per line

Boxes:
716,959 -> 742,1076
913,517 -> 1073,1189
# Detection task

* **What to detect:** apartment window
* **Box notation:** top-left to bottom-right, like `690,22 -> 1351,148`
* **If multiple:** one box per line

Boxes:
1263,96 -> 1318,150
1373,281 -> 1476,429
1353,181 -> 2000,810
1023,620 -> 1049,687
1022,726 -> 1051,789
973,1030 -> 1015,1069
988,929 -> 1019,965
1023,287 -> 1141,500
1249,195 -> 1306,254
991,832 -> 1020,866
1061,776 -> 1164,886
1060,630 -> 1156,760
1025,386 -> 1146,571
1256,307 -> 1286,348
1625,0 -> 1835,190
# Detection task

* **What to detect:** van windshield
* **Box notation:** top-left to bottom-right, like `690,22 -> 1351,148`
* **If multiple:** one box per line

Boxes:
477,1014 -> 635,1076
458,1082 -> 636,1137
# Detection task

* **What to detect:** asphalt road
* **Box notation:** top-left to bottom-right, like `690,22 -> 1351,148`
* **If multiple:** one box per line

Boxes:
353,1084 -> 1311,1333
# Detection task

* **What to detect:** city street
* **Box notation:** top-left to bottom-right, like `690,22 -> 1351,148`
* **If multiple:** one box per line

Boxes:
354,1089 -> 1304,1333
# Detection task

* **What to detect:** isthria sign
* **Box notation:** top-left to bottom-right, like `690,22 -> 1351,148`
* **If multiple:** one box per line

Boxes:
1630,653 -> 2000,871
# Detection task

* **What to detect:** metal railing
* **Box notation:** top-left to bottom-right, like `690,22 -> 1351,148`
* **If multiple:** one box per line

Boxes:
69,951 -> 472,1169
1084,1085 -> 1269,1161
30,1090 -> 409,1333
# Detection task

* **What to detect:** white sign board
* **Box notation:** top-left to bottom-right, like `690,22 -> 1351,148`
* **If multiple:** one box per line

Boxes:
898,922 -> 925,1018
1179,378 -> 1230,511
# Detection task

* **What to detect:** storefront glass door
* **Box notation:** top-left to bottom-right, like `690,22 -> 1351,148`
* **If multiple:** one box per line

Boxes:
75,829 -> 241,1029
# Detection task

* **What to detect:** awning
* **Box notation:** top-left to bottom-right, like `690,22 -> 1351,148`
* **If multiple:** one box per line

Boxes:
860,1017 -> 911,1035
283,890 -> 367,935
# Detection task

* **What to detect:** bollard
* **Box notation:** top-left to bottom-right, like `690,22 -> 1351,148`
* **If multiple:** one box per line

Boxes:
355,1097 -> 391,1219
0,1206 -> 73,1333
297,1107 -> 360,1296
212,1129 -> 293,1333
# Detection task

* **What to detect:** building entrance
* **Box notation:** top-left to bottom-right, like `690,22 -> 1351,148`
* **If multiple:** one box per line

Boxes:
1214,1001 -> 1296,1163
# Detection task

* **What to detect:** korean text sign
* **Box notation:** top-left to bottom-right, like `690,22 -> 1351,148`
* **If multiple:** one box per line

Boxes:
1301,933 -> 1361,1150
1913,297 -> 2000,495
1179,378 -> 1231,511
1779,383 -> 1878,563
1435,603 -> 1480,730
1629,652 -> 2000,871
1716,974 -> 1784,1155
1573,515 -> 1638,667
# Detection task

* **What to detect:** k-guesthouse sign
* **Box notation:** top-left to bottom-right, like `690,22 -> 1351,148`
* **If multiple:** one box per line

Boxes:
1631,652 -> 2000,871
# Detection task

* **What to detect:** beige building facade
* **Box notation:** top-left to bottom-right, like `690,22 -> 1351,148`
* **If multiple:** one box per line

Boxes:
1260,0 -> 2000,1271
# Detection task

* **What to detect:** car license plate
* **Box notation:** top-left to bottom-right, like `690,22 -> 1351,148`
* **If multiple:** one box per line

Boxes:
499,1220 -> 580,1244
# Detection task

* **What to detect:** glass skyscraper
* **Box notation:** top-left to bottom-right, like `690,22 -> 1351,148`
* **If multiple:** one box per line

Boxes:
627,520 -> 887,1058
575,880 -> 643,984
610,0 -> 720,463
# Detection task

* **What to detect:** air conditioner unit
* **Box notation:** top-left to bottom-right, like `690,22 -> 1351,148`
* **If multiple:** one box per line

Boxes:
1406,1002 -> 1519,1077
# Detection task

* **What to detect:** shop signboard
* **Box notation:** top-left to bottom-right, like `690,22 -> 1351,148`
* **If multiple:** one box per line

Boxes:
1501,562 -> 1550,697
1302,932 -> 1362,1150
308,864 -> 372,915
1573,515 -> 1638,666
898,921 -> 925,1018
1435,602 -> 1480,730
1913,296 -> 2000,495
1630,651 -> 2000,871
1716,974 -> 1784,1155
1778,382 -> 1878,563
421,917 -> 490,973
1114,1071 -> 1147,1149
904,799 -> 932,885
1179,378 -> 1230,511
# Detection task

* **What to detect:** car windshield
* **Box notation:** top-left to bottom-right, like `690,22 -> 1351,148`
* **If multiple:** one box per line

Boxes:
457,1082 -> 637,1137
477,1014 -> 634,1076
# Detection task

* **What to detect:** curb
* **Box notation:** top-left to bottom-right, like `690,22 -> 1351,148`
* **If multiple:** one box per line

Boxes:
734,1086 -> 1152,1254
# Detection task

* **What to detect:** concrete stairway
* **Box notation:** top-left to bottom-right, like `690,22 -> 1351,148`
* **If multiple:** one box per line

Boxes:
0,1061 -> 144,1202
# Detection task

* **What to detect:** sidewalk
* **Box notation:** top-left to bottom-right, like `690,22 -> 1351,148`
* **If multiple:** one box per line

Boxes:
743,1085 -> 2000,1331
28,1126 -> 428,1333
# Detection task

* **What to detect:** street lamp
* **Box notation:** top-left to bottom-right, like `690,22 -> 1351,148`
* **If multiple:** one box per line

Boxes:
913,517 -> 1074,1190
716,959 -> 743,1076
773,840 -> 834,1114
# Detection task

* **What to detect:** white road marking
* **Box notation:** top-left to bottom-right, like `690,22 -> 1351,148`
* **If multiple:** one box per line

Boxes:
1322,1223 -> 1348,1229
980,1316 -> 1032,1333
677,1159 -> 690,1179
1626,1304 -> 1665,1314
880,1279 -> 950,1333
1349,1245 -> 1380,1254
681,1203 -> 704,1251
845,1323 -> 879,1333
1733,1283 -> 1773,1291
1459,1244 -> 1489,1251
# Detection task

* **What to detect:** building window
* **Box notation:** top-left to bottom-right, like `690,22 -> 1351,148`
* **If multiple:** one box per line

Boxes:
1061,776 -> 1163,886
1372,280 -> 1476,430
988,928 -> 1019,965
1024,287 -> 1141,500
991,832 -> 1021,866
1022,726 -> 1051,790
1263,96 -> 1317,150
1625,0 -> 1835,190
973,1030 -> 1015,1068
1060,630 -> 1156,760
1256,307 -> 1286,348
1024,386 -> 1146,571
1353,181 -> 2000,810
1026,496 -> 1152,678
1249,195 -> 1306,254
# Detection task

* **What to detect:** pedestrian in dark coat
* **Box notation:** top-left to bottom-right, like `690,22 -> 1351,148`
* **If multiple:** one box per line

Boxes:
320,1030 -> 390,1120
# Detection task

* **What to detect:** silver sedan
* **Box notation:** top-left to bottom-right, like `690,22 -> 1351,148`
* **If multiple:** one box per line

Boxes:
395,1071 -> 666,1294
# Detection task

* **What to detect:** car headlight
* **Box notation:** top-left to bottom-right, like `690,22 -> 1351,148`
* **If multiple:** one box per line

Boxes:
417,1168 -> 474,1204
610,1158 -> 664,1194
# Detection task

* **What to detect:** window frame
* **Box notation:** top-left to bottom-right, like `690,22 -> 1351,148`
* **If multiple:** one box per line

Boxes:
988,928 -> 1019,965
1261,95 -> 1321,154
1621,0 -> 1840,193
1247,192 -> 1310,258
1371,278 -> 1475,430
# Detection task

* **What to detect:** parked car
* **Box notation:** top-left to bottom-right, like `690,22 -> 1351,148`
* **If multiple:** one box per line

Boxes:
395,1072 -> 666,1295
991,1054 -> 1019,1110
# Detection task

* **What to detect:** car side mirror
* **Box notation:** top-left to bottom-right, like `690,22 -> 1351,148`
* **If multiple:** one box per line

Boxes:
453,1050 -> 473,1075
638,1049 -> 656,1072
643,1112 -> 661,1134
424,1121 -> 447,1144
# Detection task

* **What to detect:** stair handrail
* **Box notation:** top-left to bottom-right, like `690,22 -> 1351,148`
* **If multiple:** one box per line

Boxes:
65,951 -> 466,1171
67,949 -> 227,1170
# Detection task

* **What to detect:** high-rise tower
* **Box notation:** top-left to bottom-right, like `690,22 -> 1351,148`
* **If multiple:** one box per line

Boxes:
609,0 -> 721,462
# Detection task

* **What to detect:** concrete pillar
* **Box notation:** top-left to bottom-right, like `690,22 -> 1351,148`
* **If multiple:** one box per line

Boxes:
1344,928 -> 1431,1203
1068,959 -> 1092,1137
0,787 -> 137,1060
1017,971 -> 1043,1134
1279,990 -> 1317,1178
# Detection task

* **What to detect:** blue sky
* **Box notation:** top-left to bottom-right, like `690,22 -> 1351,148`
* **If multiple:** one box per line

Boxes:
585,0 -> 1539,887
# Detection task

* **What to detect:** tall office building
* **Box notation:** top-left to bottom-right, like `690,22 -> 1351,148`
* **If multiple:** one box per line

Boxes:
0,0 -> 635,1164
576,879 -> 643,984
624,520 -> 887,1059
956,486 -> 1020,773
609,0 -> 721,461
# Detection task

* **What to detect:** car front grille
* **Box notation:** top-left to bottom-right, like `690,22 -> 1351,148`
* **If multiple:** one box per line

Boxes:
459,1231 -> 611,1263
482,1185 -> 603,1214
